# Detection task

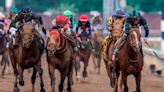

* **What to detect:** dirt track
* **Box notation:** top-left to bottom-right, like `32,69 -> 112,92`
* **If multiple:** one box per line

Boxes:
0,54 -> 164,92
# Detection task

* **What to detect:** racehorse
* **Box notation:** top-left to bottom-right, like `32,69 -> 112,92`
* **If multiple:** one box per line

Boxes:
75,31 -> 92,80
104,28 -> 143,92
8,22 -> 45,92
91,28 -> 104,74
0,23 -> 9,76
46,29 -> 74,92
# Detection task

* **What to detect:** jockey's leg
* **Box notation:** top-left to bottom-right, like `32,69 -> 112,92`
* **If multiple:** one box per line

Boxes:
102,35 -> 111,60
140,48 -> 144,57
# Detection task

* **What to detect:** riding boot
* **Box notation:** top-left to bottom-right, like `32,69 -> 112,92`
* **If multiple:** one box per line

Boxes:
35,31 -> 44,49
140,48 -> 144,57
13,31 -> 20,47
102,35 -> 111,60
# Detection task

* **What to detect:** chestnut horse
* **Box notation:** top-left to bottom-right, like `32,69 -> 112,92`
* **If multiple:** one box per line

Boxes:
75,31 -> 92,80
8,23 -> 45,92
91,29 -> 104,74
104,28 -> 143,92
46,29 -> 74,92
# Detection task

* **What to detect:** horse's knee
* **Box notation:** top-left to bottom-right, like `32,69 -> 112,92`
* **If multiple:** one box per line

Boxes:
59,84 -> 64,92
38,68 -> 43,76
31,76 -> 36,84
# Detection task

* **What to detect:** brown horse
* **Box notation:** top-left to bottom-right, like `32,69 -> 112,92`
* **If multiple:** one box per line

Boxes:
8,23 -> 45,92
0,23 -> 9,76
91,29 -> 104,74
105,28 -> 143,92
75,31 -> 92,80
46,29 -> 74,92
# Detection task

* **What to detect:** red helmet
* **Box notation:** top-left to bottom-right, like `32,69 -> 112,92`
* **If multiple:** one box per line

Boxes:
80,14 -> 88,22
55,15 -> 68,26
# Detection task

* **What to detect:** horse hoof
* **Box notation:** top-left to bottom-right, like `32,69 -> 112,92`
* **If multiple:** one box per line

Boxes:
40,88 -> 45,92
19,80 -> 24,86
14,87 -> 20,92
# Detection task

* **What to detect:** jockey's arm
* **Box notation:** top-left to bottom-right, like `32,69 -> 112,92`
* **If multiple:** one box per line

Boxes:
86,21 -> 91,37
76,21 -> 80,36
32,14 -> 46,35
10,14 -> 22,28
140,17 -> 149,37
124,18 -> 131,36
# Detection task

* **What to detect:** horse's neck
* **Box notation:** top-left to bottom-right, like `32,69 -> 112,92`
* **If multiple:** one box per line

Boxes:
127,39 -> 138,60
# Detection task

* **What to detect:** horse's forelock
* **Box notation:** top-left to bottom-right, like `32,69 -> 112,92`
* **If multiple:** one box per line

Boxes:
49,30 -> 61,47
22,23 -> 34,34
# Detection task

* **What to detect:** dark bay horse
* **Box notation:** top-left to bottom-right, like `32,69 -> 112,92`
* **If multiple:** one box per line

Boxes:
75,31 -> 92,80
0,23 -> 9,76
105,28 -> 143,92
8,23 -> 45,92
46,29 -> 74,92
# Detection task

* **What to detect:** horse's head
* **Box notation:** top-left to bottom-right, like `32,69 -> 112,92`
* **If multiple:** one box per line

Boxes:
20,22 -> 35,48
80,31 -> 89,45
47,29 -> 61,55
128,28 -> 141,52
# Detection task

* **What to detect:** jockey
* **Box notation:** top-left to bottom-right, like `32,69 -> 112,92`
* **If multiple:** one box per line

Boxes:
63,10 -> 76,33
51,15 -> 78,51
0,13 -> 6,34
90,11 -> 103,32
76,14 -> 95,51
10,7 -> 46,46
102,9 -> 127,60
112,10 -> 149,60
6,7 -> 18,34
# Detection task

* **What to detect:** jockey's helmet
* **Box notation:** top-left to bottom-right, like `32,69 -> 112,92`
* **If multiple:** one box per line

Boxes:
115,9 -> 126,17
130,10 -> 140,18
10,7 -> 18,13
55,15 -> 68,27
80,14 -> 88,22
130,10 -> 140,24
20,7 -> 32,18
63,10 -> 73,19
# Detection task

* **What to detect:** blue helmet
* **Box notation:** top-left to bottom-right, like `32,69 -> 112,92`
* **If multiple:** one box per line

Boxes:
115,9 -> 126,17
20,7 -> 32,14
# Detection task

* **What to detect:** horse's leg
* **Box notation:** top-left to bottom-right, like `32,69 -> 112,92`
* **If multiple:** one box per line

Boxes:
134,73 -> 141,92
92,54 -> 97,70
122,72 -> 128,92
9,53 -> 19,92
97,56 -> 101,74
48,64 -> 55,92
14,75 -> 19,92
1,52 -> 9,76
104,60 -> 115,88
75,56 -> 81,80
67,62 -> 74,92
31,67 -> 37,92
35,61 -> 45,92
17,65 -> 24,86
83,60 -> 89,79
59,70 -> 67,92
